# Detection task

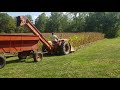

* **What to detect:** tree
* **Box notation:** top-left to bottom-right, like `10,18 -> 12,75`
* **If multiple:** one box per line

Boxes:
0,13 -> 16,33
102,12 -> 120,38
46,12 -> 70,32
67,12 -> 87,32
46,12 -> 63,32
35,13 -> 48,32
60,14 -> 70,32
85,12 -> 120,38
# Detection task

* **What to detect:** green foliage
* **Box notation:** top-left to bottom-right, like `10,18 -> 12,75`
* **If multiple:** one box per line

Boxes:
45,12 -> 120,38
46,12 -> 69,32
35,13 -> 48,32
15,26 -> 30,33
0,12 -> 120,38
46,12 -> 63,32
85,12 -> 120,38
0,13 -> 16,33
66,12 -> 87,32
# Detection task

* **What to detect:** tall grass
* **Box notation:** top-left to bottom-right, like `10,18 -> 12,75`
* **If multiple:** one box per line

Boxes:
68,32 -> 105,50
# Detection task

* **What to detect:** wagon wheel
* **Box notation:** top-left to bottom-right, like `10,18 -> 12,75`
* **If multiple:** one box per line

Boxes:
0,56 -> 6,69
33,52 -> 43,62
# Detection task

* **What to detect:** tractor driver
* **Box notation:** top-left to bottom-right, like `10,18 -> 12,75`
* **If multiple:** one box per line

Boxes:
50,32 -> 59,45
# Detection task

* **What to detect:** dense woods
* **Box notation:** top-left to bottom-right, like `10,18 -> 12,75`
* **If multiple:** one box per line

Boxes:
0,12 -> 120,38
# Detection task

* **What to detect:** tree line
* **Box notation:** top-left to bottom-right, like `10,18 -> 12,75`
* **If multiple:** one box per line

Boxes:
0,12 -> 120,38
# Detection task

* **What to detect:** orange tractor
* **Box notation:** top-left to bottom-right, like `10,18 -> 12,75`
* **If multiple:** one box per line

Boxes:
17,16 -> 75,55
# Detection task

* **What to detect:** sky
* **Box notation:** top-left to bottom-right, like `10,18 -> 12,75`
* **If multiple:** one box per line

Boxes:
4,12 -> 51,23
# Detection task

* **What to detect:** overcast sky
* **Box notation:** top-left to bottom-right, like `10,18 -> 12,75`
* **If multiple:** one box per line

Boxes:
5,12 -> 51,23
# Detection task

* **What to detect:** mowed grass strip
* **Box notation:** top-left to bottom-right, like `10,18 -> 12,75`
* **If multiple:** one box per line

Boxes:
0,38 -> 120,78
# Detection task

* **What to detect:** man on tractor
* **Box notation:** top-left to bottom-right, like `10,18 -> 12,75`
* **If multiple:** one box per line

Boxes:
50,32 -> 60,53
50,32 -> 59,45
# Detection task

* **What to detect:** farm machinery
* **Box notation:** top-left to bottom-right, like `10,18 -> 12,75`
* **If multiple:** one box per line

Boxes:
0,16 -> 75,69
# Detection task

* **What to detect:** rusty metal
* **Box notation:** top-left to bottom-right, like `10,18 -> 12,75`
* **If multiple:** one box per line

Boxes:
0,35 -> 39,53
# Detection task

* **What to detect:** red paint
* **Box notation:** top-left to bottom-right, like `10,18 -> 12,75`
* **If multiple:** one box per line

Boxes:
0,35 -> 39,53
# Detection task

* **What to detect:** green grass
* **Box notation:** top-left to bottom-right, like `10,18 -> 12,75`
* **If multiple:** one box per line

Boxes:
0,37 -> 120,78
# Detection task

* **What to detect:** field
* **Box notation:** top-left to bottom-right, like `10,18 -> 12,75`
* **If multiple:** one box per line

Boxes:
0,32 -> 120,78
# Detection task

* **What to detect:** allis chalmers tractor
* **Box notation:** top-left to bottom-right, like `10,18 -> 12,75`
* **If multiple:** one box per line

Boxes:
0,16 -> 75,69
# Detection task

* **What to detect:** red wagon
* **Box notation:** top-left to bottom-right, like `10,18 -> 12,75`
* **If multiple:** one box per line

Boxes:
0,34 -> 43,68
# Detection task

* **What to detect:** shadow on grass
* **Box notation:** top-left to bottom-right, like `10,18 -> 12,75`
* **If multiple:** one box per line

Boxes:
6,59 -> 20,64
25,61 -> 35,63
6,56 -> 37,65
43,53 -> 65,57
6,59 -> 36,64
6,53 -> 65,65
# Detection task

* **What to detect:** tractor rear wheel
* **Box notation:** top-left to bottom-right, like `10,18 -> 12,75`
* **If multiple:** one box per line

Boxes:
0,56 -> 6,69
33,52 -> 43,62
60,41 -> 70,55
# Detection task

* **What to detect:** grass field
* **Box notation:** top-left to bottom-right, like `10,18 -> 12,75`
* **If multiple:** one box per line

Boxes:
0,37 -> 120,78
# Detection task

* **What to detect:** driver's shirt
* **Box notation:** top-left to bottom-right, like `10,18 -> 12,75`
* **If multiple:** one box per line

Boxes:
51,35 -> 58,42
